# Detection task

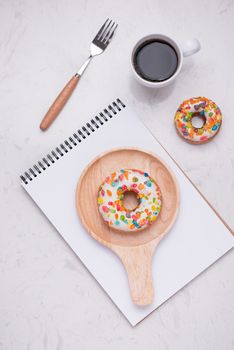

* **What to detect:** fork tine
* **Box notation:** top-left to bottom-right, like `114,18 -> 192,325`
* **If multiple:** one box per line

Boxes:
99,19 -> 113,41
106,23 -> 118,44
94,18 -> 109,40
103,21 -> 115,43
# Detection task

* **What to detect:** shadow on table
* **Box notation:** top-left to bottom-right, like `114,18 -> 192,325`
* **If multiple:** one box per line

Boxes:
129,76 -> 176,106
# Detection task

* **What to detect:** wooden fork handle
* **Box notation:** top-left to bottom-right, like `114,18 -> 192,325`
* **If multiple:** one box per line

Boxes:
40,74 -> 80,131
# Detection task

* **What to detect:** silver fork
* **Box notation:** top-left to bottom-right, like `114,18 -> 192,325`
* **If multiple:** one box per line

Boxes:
40,19 -> 118,131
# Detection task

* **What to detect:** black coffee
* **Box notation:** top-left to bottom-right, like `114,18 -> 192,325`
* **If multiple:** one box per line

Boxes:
134,39 -> 178,82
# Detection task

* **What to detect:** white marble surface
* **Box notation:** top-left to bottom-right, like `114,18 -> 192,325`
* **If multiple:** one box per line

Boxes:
0,0 -> 233,349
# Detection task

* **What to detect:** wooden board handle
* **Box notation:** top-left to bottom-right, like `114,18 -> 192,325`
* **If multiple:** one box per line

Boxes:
114,243 -> 156,306
40,74 -> 80,131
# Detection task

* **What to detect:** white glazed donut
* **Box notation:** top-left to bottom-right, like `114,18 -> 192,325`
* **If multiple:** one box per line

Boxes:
97,169 -> 162,232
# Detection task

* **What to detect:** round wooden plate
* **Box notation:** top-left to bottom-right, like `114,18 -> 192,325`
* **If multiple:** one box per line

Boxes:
76,148 -> 180,305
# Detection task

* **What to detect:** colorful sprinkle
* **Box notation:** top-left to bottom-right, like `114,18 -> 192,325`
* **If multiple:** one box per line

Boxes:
102,206 -> 109,213
107,189 -> 112,196
98,197 -> 103,204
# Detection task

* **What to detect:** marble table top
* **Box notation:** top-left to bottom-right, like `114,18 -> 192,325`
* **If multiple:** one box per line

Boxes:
1,0 -> 233,349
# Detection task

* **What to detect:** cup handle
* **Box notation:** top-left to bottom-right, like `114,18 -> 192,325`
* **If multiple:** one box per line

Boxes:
181,38 -> 201,57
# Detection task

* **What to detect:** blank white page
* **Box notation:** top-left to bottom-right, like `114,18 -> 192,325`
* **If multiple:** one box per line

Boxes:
21,99 -> 233,326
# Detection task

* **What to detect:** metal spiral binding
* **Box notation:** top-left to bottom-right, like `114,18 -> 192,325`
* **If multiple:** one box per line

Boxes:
20,98 -> 126,185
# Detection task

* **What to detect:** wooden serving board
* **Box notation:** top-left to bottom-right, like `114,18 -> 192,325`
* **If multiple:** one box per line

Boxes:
76,148 -> 180,306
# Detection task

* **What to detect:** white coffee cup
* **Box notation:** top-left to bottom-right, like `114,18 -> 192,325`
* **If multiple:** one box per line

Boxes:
131,34 -> 200,88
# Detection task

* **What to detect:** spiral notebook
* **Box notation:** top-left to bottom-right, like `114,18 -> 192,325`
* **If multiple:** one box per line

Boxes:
20,98 -> 233,326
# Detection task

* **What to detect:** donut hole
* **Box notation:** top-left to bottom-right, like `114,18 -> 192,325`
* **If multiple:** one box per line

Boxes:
191,113 -> 206,129
122,190 -> 139,211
